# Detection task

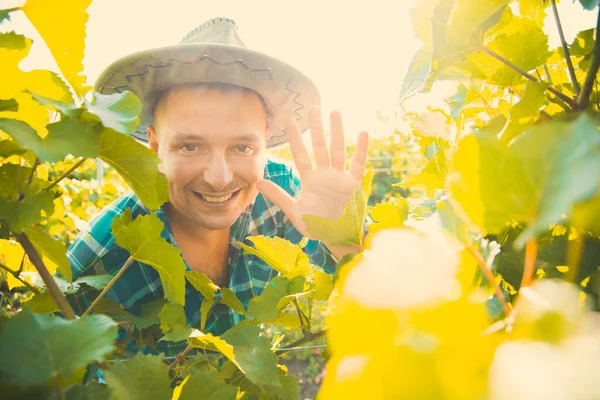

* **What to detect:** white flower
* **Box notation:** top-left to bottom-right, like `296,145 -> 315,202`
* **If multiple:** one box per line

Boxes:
343,227 -> 460,309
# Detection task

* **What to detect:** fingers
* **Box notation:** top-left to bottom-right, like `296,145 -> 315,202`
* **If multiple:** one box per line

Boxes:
349,131 -> 369,181
256,179 -> 296,219
285,117 -> 312,181
329,111 -> 345,170
308,106 -> 331,168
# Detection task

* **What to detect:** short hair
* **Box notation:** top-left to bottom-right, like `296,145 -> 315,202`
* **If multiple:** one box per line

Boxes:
149,82 -> 273,127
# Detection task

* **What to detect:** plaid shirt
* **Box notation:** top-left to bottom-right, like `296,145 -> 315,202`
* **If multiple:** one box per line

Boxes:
67,159 -> 337,356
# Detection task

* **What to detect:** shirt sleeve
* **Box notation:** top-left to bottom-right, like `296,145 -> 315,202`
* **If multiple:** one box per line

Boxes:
279,167 -> 338,275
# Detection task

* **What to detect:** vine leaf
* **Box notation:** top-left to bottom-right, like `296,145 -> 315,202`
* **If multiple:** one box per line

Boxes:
238,236 -> 311,279
175,370 -> 238,400
500,81 -> 549,144
24,225 -> 71,282
104,353 -> 173,400
185,271 -> 219,303
0,190 -> 54,233
0,117 -> 99,162
84,91 -> 142,135
0,309 -> 117,386
99,128 -> 169,210
22,0 -> 93,96
247,276 -> 290,322
158,302 -> 186,333
219,287 -> 246,315
111,211 -> 186,305
303,169 -> 373,247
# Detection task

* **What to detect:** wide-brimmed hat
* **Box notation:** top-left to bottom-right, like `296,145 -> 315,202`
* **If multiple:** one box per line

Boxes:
94,17 -> 320,147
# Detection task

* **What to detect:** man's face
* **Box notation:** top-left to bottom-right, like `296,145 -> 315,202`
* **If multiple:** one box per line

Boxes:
147,85 -> 268,231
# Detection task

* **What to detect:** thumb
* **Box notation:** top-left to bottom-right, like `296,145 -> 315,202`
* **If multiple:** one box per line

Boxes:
256,179 -> 296,218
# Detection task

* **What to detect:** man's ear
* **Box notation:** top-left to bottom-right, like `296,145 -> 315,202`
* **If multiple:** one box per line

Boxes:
147,125 -> 159,154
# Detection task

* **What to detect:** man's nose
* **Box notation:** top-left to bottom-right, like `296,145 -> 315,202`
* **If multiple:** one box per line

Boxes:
203,153 -> 233,191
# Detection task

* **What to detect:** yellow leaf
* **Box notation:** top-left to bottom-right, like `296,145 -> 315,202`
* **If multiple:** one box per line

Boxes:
22,0 -> 92,96
238,236 -> 311,279
188,330 -> 243,372
556,266 -> 569,273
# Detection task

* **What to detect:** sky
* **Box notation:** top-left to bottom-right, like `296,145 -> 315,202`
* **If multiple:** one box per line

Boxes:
3,0 -> 598,140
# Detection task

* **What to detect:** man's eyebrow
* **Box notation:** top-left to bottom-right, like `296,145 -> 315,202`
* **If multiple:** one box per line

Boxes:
233,134 -> 263,143
170,132 -> 263,143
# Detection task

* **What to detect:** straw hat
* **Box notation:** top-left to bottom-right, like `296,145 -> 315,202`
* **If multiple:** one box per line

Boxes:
94,17 -> 320,147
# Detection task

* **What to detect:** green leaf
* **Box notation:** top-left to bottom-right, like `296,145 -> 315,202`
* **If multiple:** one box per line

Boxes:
176,370 -> 238,400
238,236 -> 311,279
94,298 -> 157,330
0,139 -> 26,158
247,276 -> 290,322
399,47 -> 433,100
188,330 -> 241,370
23,292 -> 60,313
26,90 -> 82,117
447,84 -> 468,120
200,298 -> 211,331
303,169 -> 373,247
104,353 -> 172,400
0,190 -> 54,233
572,197 -> 600,236
219,287 -> 246,315
75,274 -> 112,290
397,148 -> 449,194
158,302 -> 186,333
472,12 -> 551,86
111,211 -> 186,305
0,31 -> 28,50
99,128 -> 169,210
85,91 -> 142,135
0,117 -> 99,162
368,198 -> 409,234
64,383 -> 111,400
159,326 -> 193,342
313,269 -> 333,301
185,271 -> 218,303
518,0 -> 552,25
451,113 -> 600,247
0,9 -> 12,24
411,198 -> 438,218
220,324 -> 281,387
0,98 -> 18,112
0,309 -> 117,386
258,367 -> 300,400
446,0 -> 510,46
500,81 -> 549,144
24,225 -> 72,281
578,0 -> 599,10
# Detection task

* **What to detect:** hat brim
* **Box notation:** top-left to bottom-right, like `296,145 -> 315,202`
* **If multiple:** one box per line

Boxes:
95,43 -> 320,148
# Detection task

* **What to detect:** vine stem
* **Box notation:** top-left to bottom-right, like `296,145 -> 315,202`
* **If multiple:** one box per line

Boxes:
45,158 -> 87,191
577,6 -> 600,109
466,245 -> 511,316
13,232 -> 76,320
0,262 -> 40,294
482,47 -> 581,110
520,240 -> 538,289
169,345 -> 193,369
551,0 -> 581,94
276,329 -> 327,356
82,256 -> 134,317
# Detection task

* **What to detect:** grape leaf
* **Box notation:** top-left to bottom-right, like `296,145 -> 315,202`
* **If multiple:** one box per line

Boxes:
368,199 -> 409,234
571,197 -> 600,236
247,276 -> 290,322
94,298 -> 158,330
158,302 -> 186,333
0,309 -> 117,385
578,0 -> 599,10
75,274 -> 112,291
0,139 -> 26,158
175,370 -> 237,400
185,271 -> 219,303
99,128 -> 169,210
399,47 -> 433,100
188,330 -> 241,371
446,0 -> 510,46
0,190 -> 54,233
258,366 -> 300,400
219,287 -> 246,315
84,91 -> 142,135
111,211 -> 186,305
159,326 -> 194,343
200,298 -> 212,331
518,0 -> 553,25
22,0 -> 92,96
0,117 -> 99,162
24,225 -> 71,282
0,98 -> 18,112
313,269 -> 333,301
238,236 -> 311,279
23,292 -> 60,313
499,81 -> 549,144
104,353 -> 172,400
26,90 -> 82,117
303,170 -> 372,247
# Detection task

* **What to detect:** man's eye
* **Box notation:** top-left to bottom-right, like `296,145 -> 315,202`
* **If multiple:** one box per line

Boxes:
233,145 -> 254,155
181,144 -> 197,152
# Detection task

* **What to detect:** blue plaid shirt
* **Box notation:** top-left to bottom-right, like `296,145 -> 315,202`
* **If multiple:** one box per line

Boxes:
66,159 -> 337,356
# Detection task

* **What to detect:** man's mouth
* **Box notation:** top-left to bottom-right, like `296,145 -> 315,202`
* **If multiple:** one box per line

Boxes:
193,189 -> 242,204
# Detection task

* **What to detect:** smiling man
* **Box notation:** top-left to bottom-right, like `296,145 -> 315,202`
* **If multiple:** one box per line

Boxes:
67,18 -> 368,355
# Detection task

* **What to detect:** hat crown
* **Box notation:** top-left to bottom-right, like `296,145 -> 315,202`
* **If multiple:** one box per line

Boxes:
180,17 -> 246,47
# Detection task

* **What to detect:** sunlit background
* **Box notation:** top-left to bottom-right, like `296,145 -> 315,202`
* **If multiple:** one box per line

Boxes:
2,0 -> 598,139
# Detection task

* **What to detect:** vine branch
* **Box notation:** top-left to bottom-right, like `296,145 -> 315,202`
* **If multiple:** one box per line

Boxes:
0,262 -> 40,294
13,232 -> 76,319
482,47 -> 581,110
45,158 -> 87,191
551,0 -> 580,94
82,256 -> 134,317
520,240 -> 538,289
466,245 -> 511,316
577,6 -> 600,109
276,329 -> 327,356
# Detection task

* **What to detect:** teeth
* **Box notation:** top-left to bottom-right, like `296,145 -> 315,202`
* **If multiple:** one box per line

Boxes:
200,192 -> 234,203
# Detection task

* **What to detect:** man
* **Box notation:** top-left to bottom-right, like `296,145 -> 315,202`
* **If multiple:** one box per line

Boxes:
67,18 -> 369,355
